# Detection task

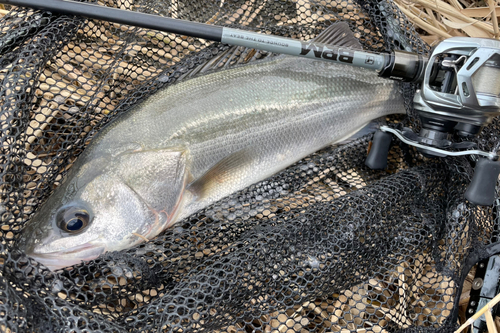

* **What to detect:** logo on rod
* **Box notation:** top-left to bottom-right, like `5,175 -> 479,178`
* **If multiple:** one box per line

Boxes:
299,42 -> 354,63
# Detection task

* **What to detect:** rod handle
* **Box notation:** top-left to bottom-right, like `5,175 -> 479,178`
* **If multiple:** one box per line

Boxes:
465,158 -> 500,206
365,130 -> 392,170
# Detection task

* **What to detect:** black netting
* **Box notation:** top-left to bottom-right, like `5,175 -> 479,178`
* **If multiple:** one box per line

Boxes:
0,0 -> 498,332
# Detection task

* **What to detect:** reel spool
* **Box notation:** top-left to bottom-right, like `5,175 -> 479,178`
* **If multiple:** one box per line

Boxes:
366,37 -> 500,206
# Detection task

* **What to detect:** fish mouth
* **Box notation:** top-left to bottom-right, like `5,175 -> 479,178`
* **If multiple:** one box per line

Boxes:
28,242 -> 105,271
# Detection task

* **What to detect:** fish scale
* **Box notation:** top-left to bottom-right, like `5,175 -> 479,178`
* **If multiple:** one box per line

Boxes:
18,25 -> 406,271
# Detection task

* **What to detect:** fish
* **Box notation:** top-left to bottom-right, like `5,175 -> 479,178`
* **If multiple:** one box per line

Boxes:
17,22 -> 406,270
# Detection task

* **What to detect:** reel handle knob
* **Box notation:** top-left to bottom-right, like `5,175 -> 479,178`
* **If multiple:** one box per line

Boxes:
465,158 -> 500,206
365,130 -> 392,170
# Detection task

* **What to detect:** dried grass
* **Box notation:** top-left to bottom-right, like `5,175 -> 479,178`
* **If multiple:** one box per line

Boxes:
393,0 -> 500,45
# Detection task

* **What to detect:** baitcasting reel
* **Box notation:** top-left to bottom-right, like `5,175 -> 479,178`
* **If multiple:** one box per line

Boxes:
366,37 -> 500,206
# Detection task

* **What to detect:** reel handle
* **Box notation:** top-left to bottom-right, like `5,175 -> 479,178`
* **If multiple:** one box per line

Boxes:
365,130 -> 392,170
465,158 -> 500,206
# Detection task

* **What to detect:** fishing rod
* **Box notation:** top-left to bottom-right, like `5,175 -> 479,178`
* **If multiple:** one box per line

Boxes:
0,0 -> 423,82
2,0 -> 500,206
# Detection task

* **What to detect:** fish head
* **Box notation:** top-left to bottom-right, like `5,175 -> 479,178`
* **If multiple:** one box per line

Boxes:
18,149 -> 189,271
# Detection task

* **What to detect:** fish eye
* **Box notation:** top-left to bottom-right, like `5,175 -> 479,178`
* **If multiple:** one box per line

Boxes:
56,206 -> 91,233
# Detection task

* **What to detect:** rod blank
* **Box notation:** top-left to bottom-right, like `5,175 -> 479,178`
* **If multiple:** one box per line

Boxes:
0,0 -> 390,73
0,0 -> 223,42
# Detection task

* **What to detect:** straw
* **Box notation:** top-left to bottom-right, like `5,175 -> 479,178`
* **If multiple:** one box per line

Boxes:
488,0 -> 499,38
394,0 -> 500,43
455,292 -> 500,333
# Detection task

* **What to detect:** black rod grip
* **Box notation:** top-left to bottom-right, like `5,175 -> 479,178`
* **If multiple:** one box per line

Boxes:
365,130 -> 392,170
465,158 -> 500,206
0,0 -> 224,42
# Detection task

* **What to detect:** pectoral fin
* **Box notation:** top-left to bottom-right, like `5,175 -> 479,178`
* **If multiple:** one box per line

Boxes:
188,149 -> 253,200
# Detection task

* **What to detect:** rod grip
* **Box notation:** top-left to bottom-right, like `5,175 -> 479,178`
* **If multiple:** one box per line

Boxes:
465,158 -> 500,206
365,130 -> 392,170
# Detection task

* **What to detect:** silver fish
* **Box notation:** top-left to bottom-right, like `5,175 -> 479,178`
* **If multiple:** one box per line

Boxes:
18,23 -> 406,270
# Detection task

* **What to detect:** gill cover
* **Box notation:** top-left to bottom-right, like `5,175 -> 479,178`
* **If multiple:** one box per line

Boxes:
116,148 -> 189,221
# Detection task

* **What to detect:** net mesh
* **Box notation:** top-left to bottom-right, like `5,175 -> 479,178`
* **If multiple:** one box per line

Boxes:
0,0 -> 497,332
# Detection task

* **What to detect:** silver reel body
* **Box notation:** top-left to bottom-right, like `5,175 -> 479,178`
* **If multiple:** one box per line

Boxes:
415,37 -> 500,135
367,37 -> 500,206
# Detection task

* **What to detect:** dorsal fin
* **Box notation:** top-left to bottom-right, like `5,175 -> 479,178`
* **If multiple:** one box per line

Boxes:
176,45 -> 272,81
312,22 -> 363,50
